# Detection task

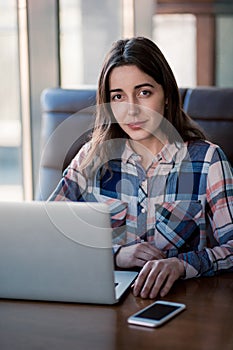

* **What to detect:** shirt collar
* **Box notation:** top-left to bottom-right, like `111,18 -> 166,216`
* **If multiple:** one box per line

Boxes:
159,141 -> 186,163
122,140 -> 187,165
122,141 -> 139,164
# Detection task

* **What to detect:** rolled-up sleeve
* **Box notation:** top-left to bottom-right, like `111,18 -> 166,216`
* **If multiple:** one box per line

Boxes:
48,143 -> 90,202
179,147 -> 233,279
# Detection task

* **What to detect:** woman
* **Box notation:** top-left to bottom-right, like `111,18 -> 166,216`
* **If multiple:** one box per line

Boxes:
50,37 -> 233,299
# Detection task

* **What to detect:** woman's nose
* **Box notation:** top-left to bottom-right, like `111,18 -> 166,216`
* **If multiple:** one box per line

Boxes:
127,102 -> 140,116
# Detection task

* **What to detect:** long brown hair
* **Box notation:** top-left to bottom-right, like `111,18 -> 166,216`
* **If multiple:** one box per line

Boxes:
80,37 -> 205,172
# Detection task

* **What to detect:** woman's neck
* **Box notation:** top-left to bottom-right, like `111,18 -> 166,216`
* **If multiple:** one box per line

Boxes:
129,135 -> 167,169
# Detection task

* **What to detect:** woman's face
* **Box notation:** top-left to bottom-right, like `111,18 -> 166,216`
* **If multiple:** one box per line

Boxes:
109,64 -> 166,150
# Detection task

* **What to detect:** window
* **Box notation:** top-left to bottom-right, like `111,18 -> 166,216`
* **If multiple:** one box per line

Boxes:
155,0 -> 233,87
216,15 -> 233,87
0,0 -> 23,201
153,14 -> 197,87
59,0 -> 122,86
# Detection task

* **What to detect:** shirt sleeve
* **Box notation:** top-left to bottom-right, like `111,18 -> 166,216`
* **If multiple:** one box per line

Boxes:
178,146 -> 233,279
48,142 -> 129,239
48,143 -> 90,202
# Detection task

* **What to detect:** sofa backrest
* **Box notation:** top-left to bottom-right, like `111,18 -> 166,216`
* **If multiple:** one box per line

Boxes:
36,87 -> 233,200
183,87 -> 233,164
36,88 -> 96,200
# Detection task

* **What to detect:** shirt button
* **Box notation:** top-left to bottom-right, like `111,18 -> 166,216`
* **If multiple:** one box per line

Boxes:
141,208 -> 146,214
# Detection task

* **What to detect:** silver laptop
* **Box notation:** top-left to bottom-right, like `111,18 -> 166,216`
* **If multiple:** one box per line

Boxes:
0,201 -> 137,304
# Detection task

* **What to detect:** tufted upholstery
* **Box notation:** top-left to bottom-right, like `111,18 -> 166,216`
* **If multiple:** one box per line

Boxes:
36,87 -> 233,200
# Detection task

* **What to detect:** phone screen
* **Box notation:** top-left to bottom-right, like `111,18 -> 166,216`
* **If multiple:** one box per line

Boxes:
134,303 -> 180,321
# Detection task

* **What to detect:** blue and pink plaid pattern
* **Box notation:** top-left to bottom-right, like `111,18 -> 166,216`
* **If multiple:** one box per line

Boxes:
49,139 -> 233,279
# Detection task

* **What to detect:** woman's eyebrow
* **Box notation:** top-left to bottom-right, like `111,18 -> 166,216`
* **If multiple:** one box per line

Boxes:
135,83 -> 155,89
109,88 -> 122,93
110,83 -> 155,93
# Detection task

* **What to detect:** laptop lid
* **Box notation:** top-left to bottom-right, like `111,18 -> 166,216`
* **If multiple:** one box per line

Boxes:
0,201 -> 137,304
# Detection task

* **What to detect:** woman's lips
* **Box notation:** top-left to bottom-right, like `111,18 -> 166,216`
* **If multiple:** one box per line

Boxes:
127,121 -> 146,130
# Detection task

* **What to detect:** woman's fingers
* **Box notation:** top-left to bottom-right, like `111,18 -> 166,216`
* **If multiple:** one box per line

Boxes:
116,242 -> 165,268
133,258 -> 184,299
140,242 -> 166,260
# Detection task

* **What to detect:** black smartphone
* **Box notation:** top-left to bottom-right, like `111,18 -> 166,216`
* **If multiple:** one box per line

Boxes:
127,300 -> 186,328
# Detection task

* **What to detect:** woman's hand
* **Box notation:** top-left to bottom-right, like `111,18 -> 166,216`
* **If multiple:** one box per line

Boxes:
132,257 -> 185,299
115,242 -> 166,268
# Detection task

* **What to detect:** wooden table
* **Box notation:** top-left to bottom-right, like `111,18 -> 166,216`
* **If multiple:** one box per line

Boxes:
0,273 -> 232,350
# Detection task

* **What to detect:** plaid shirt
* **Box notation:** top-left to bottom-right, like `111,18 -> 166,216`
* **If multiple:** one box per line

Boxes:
50,139 -> 233,279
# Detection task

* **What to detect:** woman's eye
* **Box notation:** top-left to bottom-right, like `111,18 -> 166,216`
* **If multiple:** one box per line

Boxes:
139,90 -> 151,97
112,94 -> 122,101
